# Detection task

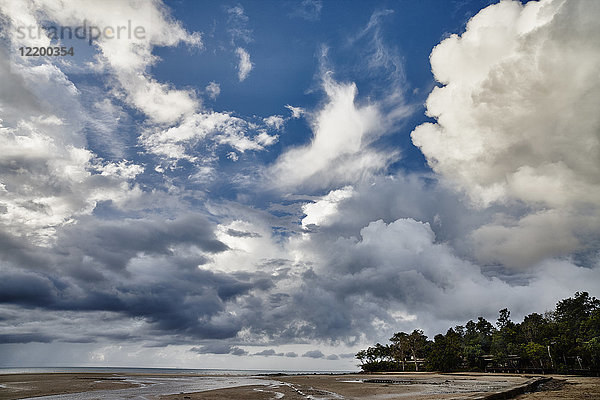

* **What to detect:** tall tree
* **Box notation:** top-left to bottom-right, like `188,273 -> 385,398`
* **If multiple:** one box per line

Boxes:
493,308 -> 518,366
496,308 -> 511,330
408,329 -> 428,372
390,332 -> 409,371
355,349 -> 367,367
553,292 -> 599,367
428,328 -> 463,371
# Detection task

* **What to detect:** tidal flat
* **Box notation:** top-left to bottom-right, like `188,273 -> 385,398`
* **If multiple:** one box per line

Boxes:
1,372 -> 599,400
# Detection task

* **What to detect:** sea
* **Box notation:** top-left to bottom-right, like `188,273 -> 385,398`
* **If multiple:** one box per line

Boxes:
0,366 -> 353,375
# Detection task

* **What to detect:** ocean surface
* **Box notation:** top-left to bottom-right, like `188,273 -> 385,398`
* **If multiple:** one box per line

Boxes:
0,366 -> 354,375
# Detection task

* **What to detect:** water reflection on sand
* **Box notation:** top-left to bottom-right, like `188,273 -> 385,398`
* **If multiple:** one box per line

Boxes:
21,375 -> 279,400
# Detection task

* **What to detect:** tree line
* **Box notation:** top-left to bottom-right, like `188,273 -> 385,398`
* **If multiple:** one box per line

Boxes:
356,292 -> 600,374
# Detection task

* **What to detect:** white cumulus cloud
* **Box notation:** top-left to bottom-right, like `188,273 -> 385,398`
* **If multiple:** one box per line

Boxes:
269,74 -> 400,190
302,186 -> 354,228
411,0 -> 600,267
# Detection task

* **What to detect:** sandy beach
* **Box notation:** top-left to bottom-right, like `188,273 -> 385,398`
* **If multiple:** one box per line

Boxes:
161,373 -> 600,400
1,372 -> 599,400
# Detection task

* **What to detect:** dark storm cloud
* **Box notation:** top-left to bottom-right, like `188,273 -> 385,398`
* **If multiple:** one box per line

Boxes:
190,343 -> 248,356
253,349 -> 277,356
0,333 -> 54,343
60,214 -> 228,272
0,213 -> 282,343
108,270 -> 253,337
0,231 -> 48,271
0,270 -> 277,345
0,272 -> 57,307
0,264 -> 261,339
192,343 -> 232,354
302,350 -> 325,359
230,347 -> 248,356
229,271 -> 277,292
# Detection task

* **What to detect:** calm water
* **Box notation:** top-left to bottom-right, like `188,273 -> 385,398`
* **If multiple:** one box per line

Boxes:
0,366 -> 354,375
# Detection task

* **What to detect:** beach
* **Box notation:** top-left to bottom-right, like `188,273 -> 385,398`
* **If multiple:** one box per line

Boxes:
161,373 -> 600,400
0,373 -> 279,400
2,372 -> 599,400
0,373 -> 137,399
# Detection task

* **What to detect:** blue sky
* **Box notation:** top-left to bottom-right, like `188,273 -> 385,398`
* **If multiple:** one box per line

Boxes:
1,0 -> 599,370
149,0 -> 488,174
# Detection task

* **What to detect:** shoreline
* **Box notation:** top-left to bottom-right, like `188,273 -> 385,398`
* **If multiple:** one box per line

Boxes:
160,373 -> 600,400
1,372 -> 599,400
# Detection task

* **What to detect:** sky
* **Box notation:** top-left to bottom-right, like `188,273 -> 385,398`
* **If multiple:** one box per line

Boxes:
0,0 -> 599,371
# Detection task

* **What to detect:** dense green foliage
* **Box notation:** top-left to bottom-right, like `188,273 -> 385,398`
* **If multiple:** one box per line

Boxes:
357,292 -> 600,373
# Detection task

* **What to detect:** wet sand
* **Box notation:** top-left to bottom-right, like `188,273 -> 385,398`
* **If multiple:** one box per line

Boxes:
515,375 -> 600,399
0,373 -> 138,399
1,372 -> 598,400
0,373 -> 277,400
161,373 -> 600,400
